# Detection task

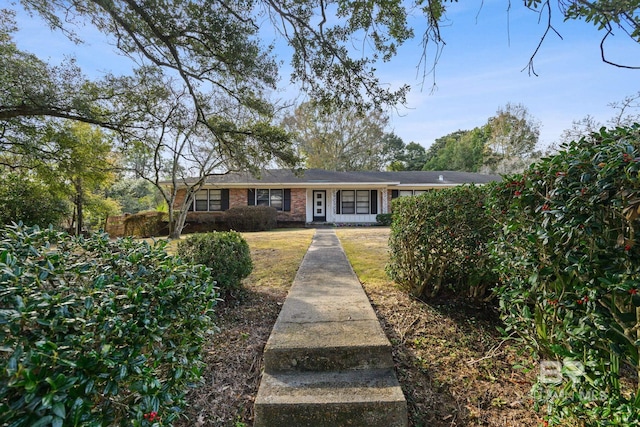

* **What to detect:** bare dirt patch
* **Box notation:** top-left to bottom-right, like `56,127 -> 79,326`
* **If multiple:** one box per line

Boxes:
364,285 -> 539,427
176,228 -> 313,426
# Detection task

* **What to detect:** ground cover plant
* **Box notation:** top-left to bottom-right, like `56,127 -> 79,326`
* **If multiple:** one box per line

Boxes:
0,224 -> 218,426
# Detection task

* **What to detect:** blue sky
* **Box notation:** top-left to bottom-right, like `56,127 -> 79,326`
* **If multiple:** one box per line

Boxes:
382,1 -> 640,149
9,0 -> 640,151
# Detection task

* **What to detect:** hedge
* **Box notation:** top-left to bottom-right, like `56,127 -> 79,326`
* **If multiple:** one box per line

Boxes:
225,206 -> 277,232
0,224 -> 218,426
489,125 -> 640,426
387,185 -> 496,300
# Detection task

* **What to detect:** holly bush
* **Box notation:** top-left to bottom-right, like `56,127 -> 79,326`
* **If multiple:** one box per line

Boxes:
177,231 -> 253,296
489,125 -> 640,425
225,206 -> 277,232
0,224 -> 218,426
387,185 -> 496,300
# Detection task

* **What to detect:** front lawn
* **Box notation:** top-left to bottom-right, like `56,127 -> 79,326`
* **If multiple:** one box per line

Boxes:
179,227 -> 539,427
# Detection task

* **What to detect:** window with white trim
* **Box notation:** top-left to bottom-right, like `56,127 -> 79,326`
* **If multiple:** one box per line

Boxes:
341,190 -> 355,214
193,189 -> 223,211
338,190 -> 377,215
356,190 -> 370,214
255,189 -> 284,211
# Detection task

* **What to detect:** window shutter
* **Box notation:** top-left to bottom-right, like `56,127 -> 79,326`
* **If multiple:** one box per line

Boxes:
370,190 -> 378,214
336,191 -> 341,214
283,189 -> 291,211
221,189 -> 229,210
391,190 -> 399,199
248,189 -> 255,206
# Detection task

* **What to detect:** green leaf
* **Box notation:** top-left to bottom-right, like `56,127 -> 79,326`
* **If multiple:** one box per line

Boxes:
31,416 -> 54,427
52,402 -> 66,418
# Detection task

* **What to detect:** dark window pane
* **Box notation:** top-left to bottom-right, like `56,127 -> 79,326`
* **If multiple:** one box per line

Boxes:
256,189 -> 270,206
195,190 -> 208,211
270,189 -> 283,211
341,190 -> 355,214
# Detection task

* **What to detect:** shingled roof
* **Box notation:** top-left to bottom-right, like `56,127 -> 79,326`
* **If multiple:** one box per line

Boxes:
194,169 -> 500,186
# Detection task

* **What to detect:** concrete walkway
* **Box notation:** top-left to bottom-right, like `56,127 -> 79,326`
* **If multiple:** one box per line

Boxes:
254,229 -> 407,426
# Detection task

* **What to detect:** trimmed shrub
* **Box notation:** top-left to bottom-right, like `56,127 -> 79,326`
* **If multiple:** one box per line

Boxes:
225,206 -> 277,232
177,231 -> 253,295
387,185 -> 496,300
375,213 -> 393,226
123,211 -> 167,237
0,224 -> 218,426
488,125 -> 640,426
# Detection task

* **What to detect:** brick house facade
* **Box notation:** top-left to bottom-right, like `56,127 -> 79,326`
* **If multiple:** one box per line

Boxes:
168,169 -> 500,228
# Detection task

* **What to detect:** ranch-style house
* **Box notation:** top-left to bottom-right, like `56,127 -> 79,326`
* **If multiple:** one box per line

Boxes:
175,169 -> 500,226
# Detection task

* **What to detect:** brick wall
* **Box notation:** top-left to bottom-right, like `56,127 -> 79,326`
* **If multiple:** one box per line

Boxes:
176,187 -> 308,224
175,188 -> 187,207
387,189 -> 394,212
229,188 -> 247,208
277,188 -> 306,222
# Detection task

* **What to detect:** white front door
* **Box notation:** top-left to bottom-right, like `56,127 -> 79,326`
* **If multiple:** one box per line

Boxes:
312,190 -> 326,222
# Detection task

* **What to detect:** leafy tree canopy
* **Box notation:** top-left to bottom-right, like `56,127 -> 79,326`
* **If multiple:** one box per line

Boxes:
0,172 -> 70,228
3,0 -> 639,138
1,0 -> 638,228
389,142 -> 428,171
422,128 -> 488,172
422,103 -> 541,174
282,102 -> 389,171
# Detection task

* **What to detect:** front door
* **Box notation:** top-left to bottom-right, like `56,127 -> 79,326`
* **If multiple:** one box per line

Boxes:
312,190 -> 326,222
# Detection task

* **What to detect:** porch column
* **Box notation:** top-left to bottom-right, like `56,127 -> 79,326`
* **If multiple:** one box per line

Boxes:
382,188 -> 388,214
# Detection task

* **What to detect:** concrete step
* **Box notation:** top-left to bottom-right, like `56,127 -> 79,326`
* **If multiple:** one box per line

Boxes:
254,229 -> 407,426
263,319 -> 394,372
254,369 -> 407,427
263,279 -> 394,372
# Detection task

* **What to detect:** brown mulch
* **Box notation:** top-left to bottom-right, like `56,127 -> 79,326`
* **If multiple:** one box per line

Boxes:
176,286 -> 287,427
363,285 -> 540,427
178,284 -> 541,427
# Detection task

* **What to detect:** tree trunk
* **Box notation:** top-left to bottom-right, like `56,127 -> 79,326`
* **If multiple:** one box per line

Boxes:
169,207 -> 190,239
75,181 -> 83,236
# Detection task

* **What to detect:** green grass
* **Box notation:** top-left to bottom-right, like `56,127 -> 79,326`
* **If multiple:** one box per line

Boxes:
240,228 -> 315,289
335,227 -> 393,288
